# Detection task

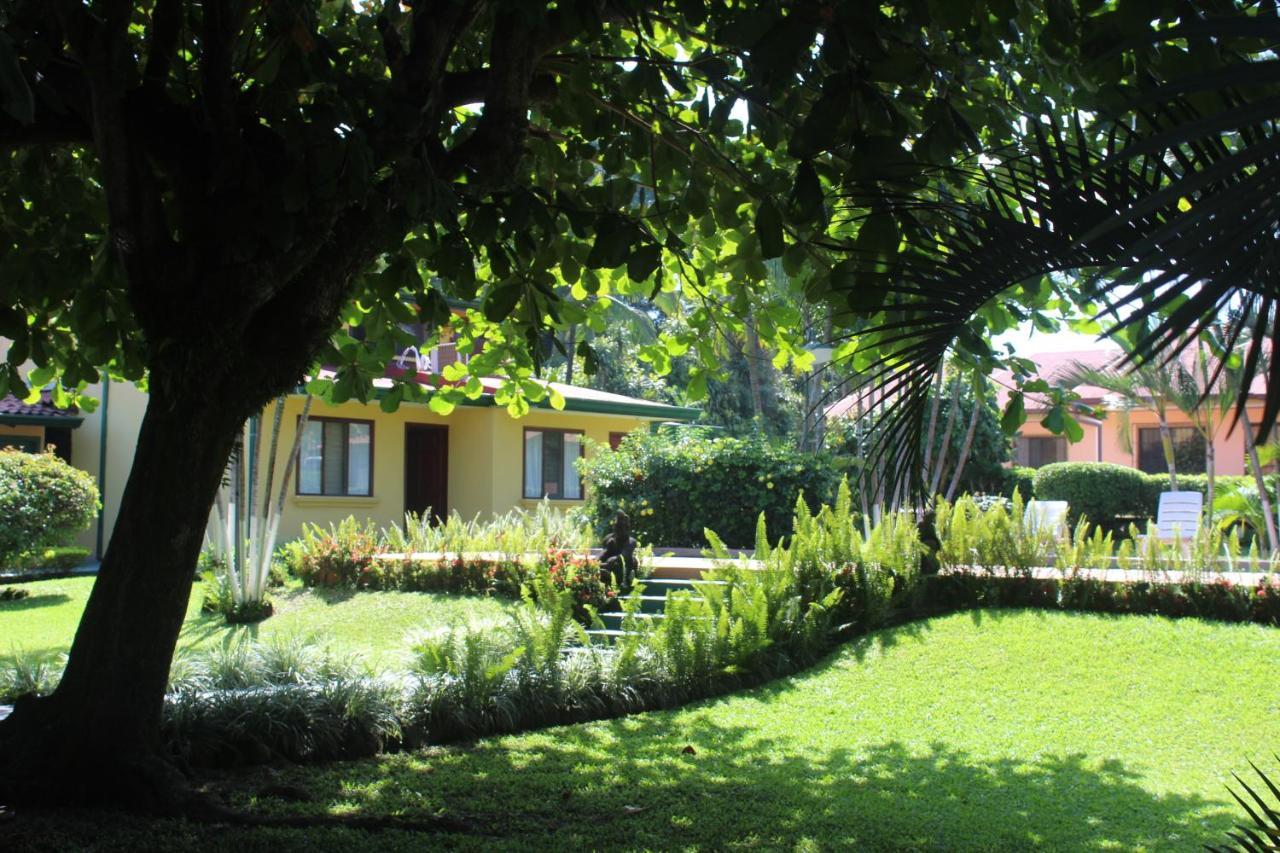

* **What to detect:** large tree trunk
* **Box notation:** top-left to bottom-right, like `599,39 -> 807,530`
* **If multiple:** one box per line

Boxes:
0,374 -> 245,809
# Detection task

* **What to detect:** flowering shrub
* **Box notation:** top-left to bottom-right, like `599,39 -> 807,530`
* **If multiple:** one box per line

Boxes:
0,449 -> 99,564
542,549 -> 614,622
282,518 -> 386,588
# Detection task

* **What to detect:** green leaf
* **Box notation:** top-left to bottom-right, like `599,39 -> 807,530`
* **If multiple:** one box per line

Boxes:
1001,391 -> 1027,434
483,281 -> 522,322
627,244 -> 662,283
856,212 -> 899,259
428,393 -> 457,415
548,386 -> 566,410
755,198 -> 785,259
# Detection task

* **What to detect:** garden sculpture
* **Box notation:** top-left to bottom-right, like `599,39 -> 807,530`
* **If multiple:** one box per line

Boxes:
600,511 -> 638,592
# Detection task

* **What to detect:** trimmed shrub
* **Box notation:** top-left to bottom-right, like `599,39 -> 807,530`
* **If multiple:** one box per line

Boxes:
579,430 -> 840,547
1033,462 -> 1149,526
0,450 -> 99,564
4,545 -> 91,572
1139,473 -> 1257,517
1002,466 -> 1036,501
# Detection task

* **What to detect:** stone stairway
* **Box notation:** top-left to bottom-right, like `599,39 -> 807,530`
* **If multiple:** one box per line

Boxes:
586,558 -> 729,642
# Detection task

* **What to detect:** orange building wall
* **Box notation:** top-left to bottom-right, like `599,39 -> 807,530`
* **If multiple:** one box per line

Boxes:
1015,404 -> 1262,475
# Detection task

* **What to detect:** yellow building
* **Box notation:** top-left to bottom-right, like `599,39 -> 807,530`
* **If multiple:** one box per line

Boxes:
2,372 -> 695,557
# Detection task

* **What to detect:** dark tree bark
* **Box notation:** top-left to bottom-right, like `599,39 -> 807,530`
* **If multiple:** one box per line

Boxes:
0,0 -> 629,812
0,369 -> 248,808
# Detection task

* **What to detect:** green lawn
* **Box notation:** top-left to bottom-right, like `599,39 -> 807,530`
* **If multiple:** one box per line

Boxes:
4,609 -> 1278,851
0,576 -> 516,666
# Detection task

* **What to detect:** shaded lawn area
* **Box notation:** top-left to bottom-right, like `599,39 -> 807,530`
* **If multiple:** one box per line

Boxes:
0,576 -> 516,665
4,609 -> 1278,851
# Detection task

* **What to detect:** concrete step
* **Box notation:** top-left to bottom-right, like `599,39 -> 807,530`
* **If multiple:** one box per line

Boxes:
636,577 -> 725,595
584,628 -> 638,644
614,594 -> 668,614
598,611 -> 666,632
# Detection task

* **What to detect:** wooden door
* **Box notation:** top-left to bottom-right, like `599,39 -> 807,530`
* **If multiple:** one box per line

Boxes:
404,424 -> 448,523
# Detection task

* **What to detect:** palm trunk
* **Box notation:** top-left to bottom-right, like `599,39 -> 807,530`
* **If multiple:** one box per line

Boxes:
944,394 -> 982,501
929,378 -> 962,497
1157,413 -> 1179,490
1205,438 -> 1215,525
1242,406 -> 1278,553
921,368 -> 944,482
0,382 -> 244,808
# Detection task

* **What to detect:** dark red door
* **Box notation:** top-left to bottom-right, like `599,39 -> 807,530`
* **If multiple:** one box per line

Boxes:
404,424 -> 448,523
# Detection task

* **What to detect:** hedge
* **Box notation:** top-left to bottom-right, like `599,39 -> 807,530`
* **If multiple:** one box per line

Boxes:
1002,466 -> 1037,501
1033,462 -> 1272,524
1032,462 -> 1150,526
0,450 -> 99,564
579,430 -> 841,547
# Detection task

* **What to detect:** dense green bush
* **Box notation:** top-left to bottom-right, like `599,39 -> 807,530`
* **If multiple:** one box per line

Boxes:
2,545 -> 91,573
1033,462 -> 1149,526
0,450 -> 99,564
1031,461 -> 1270,524
1002,466 -> 1037,500
579,430 -> 840,547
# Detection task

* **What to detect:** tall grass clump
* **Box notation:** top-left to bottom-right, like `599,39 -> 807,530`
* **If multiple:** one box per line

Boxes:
0,651 -> 65,702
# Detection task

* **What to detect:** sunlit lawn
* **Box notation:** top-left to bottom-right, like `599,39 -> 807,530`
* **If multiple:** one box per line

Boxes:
4,609 -> 1277,851
0,575 -> 515,667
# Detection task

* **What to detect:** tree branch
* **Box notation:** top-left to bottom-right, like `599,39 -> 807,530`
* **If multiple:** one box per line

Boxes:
143,0 -> 184,94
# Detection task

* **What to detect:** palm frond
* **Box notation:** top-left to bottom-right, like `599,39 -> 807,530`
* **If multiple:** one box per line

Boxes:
830,19 -> 1280,499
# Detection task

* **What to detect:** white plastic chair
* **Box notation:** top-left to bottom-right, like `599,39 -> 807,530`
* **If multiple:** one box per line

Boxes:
1154,491 -> 1203,541
1025,500 -> 1069,536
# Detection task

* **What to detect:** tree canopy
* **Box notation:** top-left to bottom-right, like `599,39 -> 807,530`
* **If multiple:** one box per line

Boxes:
0,0 -> 1274,811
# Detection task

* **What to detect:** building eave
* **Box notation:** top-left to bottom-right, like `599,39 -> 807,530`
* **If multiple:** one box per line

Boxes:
0,413 -> 84,427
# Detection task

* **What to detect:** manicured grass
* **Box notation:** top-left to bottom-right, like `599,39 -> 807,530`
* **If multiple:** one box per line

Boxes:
0,576 -> 515,665
4,609 -> 1278,851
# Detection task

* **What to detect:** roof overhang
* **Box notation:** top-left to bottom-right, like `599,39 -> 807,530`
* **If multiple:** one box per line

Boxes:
0,413 -> 84,427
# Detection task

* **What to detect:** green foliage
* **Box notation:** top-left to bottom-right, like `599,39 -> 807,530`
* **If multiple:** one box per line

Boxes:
164,637 -> 404,767
1213,479 -> 1278,544
1033,462 -> 1150,526
381,502 -> 594,557
934,493 -> 1056,576
1,545 -> 91,573
580,430 -> 840,547
1003,466 -> 1037,501
282,518 -> 386,588
0,449 -> 99,563
1208,757 -> 1280,853
0,650 -> 63,702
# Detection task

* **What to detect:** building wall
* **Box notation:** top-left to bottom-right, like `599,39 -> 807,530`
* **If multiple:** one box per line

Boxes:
70,380 -> 148,556
261,396 -> 655,542
0,424 -> 45,450
1015,403 -> 1263,476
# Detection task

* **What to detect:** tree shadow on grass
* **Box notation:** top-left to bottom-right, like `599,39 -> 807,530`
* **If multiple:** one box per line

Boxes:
0,593 -> 71,613
203,711 -> 1228,851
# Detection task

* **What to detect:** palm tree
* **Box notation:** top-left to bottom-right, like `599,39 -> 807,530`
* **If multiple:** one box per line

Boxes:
1059,351 -> 1184,489
826,17 -> 1280,496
